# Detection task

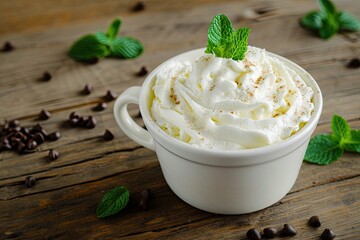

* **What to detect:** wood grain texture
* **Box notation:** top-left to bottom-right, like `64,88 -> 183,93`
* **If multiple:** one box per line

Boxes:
0,0 -> 359,239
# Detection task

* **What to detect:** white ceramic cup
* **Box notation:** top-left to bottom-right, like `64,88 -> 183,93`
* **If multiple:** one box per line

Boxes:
114,48 -> 323,214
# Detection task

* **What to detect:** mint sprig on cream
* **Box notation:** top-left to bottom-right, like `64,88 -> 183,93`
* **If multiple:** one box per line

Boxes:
304,115 -> 360,165
205,14 -> 250,61
69,18 -> 144,62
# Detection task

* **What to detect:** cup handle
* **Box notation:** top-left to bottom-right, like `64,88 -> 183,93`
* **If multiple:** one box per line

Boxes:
113,86 -> 155,151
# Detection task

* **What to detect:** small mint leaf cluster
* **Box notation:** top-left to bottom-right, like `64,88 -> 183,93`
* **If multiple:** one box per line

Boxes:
304,115 -> 360,165
205,14 -> 250,61
96,186 -> 130,218
69,18 -> 144,62
300,0 -> 360,39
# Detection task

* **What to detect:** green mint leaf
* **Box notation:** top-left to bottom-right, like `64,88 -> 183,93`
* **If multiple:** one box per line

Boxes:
205,14 -> 250,61
69,34 -> 110,61
96,186 -> 130,218
300,11 -> 324,31
304,134 -> 344,165
231,28 -> 250,60
107,18 -> 122,40
205,14 -> 234,55
95,32 -> 112,46
110,37 -> 144,59
331,114 -> 351,142
318,0 -> 336,16
318,16 -> 338,39
337,11 -> 360,32
343,130 -> 360,153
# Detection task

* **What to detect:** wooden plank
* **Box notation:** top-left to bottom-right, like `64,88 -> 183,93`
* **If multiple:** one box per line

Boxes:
1,167 -> 358,239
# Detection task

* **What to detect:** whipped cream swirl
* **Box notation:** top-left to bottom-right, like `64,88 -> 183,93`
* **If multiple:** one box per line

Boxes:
150,46 -> 314,150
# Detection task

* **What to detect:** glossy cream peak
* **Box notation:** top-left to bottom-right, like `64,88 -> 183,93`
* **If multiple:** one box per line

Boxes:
150,46 -> 314,149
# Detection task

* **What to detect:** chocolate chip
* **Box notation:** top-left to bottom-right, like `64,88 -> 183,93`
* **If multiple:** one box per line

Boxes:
42,71 -> 52,81
21,127 -> 30,135
103,129 -> 114,141
68,118 -> 79,127
93,102 -> 107,111
246,228 -> 261,240
26,139 -> 37,150
85,116 -> 97,129
77,116 -> 86,127
39,109 -> 51,120
17,142 -> 26,153
281,224 -> 297,236
309,215 -> 321,228
69,112 -> 80,119
139,189 -> 151,211
263,227 -> 277,238
82,84 -> 93,95
48,149 -> 59,161
2,143 -> 12,150
10,137 -> 22,146
347,58 -> 360,69
104,90 -> 117,101
9,119 -> 19,128
10,126 -> 21,132
25,176 -> 36,188
132,1 -> 145,12
33,133 -> 45,144
48,131 -> 61,141
321,228 -> 336,240
1,41 -> 15,52
136,66 -> 148,76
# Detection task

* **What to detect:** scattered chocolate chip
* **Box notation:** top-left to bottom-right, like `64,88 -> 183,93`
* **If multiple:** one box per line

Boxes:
77,116 -> 86,127
82,84 -> 93,95
104,90 -> 117,101
85,116 -> 97,129
11,126 -> 21,132
132,1 -> 145,12
17,142 -> 26,153
48,131 -> 61,141
26,139 -> 37,150
321,228 -> 336,240
347,58 -> 360,69
1,41 -> 15,52
39,109 -> 51,120
309,215 -> 321,228
2,143 -> 12,150
263,227 -> 277,238
42,71 -> 52,81
103,129 -> 114,141
48,149 -> 59,161
9,119 -> 19,128
25,176 -> 36,188
21,127 -> 30,135
281,224 -> 297,236
246,228 -> 261,240
33,133 -> 45,145
136,66 -> 148,76
68,118 -> 79,127
93,102 -> 107,111
255,8 -> 270,15
139,189 -> 151,211
69,112 -> 79,119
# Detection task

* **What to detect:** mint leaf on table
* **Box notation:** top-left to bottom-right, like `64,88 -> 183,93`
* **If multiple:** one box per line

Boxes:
69,17 -> 144,62
106,18 -> 121,40
205,14 -> 250,61
331,114 -> 351,142
304,115 -> 359,165
337,12 -> 360,32
111,37 -> 144,59
96,186 -> 130,218
69,34 -> 110,61
300,0 -> 360,39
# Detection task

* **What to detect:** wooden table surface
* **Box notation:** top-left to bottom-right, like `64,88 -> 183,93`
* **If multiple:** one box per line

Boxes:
0,0 -> 359,239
